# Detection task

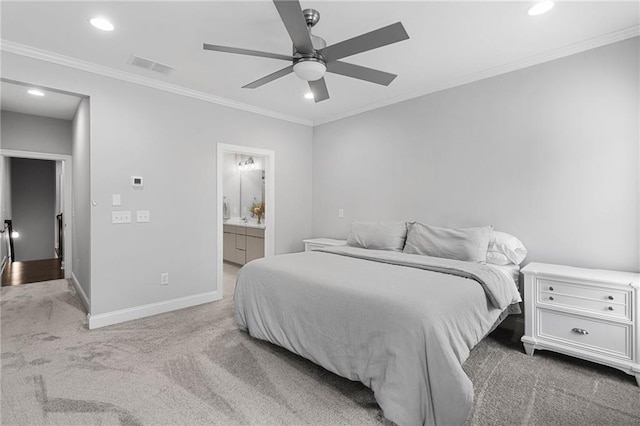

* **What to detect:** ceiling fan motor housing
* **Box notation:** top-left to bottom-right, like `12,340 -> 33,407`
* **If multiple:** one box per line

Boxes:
292,8 -> 327,81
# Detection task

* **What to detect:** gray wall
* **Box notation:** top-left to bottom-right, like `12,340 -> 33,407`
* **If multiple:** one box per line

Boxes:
1,110 -> 72,155
10,158 -> 56,261
2,50 -> 313,316
1,156 -> 11,223
72,97 -> 91,302
312,37 -> 639,273
1,156 -> 12,267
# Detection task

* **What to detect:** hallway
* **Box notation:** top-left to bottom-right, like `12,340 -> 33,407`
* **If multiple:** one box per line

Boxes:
1,258 -> 63,286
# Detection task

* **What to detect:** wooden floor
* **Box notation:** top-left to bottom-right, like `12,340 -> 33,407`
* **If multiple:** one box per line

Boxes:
1,258 -> 64,286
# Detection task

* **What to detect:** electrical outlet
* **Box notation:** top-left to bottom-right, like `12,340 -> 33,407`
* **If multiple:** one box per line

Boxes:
136,210 -> 150,223
338,209 -> 344,218
112,211 -> 131,224
160,272 -> 169,285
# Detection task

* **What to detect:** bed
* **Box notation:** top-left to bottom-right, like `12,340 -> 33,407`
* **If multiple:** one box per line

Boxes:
234,237 -> 523,425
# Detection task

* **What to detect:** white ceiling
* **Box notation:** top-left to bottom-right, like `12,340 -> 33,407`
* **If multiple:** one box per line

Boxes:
1,1 -> 638,126
1,81 -> 82,120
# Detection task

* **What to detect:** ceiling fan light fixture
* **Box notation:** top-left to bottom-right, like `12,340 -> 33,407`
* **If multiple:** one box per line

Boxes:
293,58 -> 326,81
528,1 -> 554,16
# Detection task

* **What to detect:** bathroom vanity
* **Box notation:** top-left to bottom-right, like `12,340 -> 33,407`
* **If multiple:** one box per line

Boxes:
223,223 -> 265,265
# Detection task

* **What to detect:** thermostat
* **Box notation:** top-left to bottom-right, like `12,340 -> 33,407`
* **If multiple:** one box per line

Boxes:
131,176 -> 143,188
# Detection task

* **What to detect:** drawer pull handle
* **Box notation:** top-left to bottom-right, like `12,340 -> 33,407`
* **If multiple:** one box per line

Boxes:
608,306 -> 614,311
549,286 -> 554,291
608,296 -> 614,300
572,328 -> 589,335
549,296 -> 554,301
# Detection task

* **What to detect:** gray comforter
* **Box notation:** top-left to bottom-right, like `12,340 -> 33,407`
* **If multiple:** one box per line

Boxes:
234,247 -> 522,425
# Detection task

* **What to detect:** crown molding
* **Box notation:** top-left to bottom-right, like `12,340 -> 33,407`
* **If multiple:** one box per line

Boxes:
2,25 -> 638,129
313,25 -> 640,126
0,39 -> 313,127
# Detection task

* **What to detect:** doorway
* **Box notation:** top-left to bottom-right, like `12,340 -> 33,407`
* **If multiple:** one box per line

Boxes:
216,144 -> 275,299
1,150 -> 73,286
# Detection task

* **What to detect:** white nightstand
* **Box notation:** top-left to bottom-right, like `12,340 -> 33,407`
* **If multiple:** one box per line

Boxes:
521,262 -> 640,385
303,238 -> 347,252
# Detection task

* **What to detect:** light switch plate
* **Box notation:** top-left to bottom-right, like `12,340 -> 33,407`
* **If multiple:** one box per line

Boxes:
112,194 -> 121,206
136,210 -> 150,223
112,211 -> 131,224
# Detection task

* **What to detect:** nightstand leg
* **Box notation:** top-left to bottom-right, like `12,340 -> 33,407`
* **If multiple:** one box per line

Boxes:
523,342 -> 535,356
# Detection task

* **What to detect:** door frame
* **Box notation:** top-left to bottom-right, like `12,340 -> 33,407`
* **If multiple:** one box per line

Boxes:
216,143 -> 275,298
0,149 -> 73,280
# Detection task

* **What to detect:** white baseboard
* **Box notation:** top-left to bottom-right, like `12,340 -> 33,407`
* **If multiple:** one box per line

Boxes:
70,272 -> 90,312
87,291 -> 221,329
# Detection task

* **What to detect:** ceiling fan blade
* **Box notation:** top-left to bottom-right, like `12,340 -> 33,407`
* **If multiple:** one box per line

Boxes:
242,65 -> 294,89
203,44 -> 293,61
308,78 -> 329,103
320,22 -> 409,62
273,0 -> 314,54
327,61 -> 397,86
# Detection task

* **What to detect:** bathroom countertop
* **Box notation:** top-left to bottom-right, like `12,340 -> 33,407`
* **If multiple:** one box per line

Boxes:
223,220 -> 266,230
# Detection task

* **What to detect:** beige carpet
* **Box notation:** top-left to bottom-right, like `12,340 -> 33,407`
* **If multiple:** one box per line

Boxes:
1,271 -> 639,425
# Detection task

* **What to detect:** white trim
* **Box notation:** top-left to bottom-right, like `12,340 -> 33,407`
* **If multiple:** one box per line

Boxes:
87,291 -> 220,329
0,40 -> 313,127
0,149 -> 73,281
70,271 -> 89,313
314,25 -> 640,126
216,143 -> 275,299
1,149 -> 71,162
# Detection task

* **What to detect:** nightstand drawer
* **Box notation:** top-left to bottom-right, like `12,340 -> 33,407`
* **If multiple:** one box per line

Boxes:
538,291 -> 630,320
537,279 -> 630,319
538,309 -> 632,359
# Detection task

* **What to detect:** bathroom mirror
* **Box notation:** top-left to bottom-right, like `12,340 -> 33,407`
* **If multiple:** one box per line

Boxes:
222,153 -> 265,222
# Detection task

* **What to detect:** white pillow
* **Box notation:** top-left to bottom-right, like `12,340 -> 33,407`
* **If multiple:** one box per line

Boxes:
403,222 -> 493,262
346,221 -> 408,252
487,231 -> 527,265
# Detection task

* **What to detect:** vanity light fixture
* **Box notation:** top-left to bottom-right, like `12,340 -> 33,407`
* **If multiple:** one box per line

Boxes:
11,230 -> 19,239
528,1 -> 554,16
89,17 -> 115,31
27,89 -> 45,97
238,157 -> 256,171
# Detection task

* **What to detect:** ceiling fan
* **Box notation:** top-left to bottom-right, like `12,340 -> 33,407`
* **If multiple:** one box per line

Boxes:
203,0 -> 409,103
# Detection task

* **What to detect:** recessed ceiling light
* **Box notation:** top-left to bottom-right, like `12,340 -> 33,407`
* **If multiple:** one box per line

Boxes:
528,1 -> 554,16
27,89 -> 45,97
89,17 -> 114,31
304,92 -> 314,100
